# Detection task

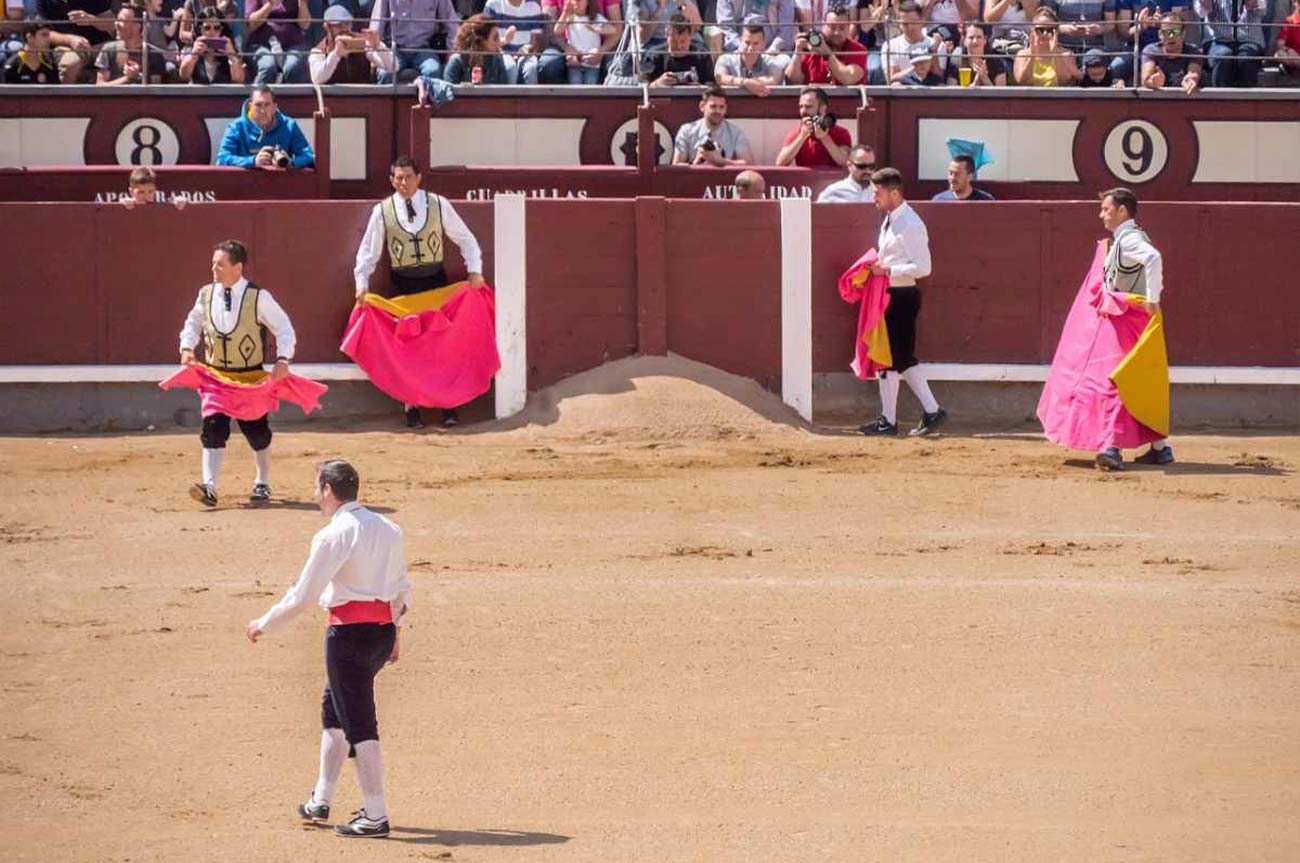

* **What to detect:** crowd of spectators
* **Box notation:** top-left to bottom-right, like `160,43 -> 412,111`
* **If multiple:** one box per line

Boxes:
2,0 -> 1297,85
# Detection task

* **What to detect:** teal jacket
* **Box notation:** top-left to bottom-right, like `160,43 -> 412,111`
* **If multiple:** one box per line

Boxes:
216,98 -> 315,169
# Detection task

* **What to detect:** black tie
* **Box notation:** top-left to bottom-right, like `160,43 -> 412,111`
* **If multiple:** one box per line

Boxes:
223,286 -> 232,311
882,213 -> 891,235
405,198 -> 417,223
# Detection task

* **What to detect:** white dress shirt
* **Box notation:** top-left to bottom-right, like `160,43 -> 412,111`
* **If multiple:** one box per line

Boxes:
1107,218 -> 1164,304
353,192 -> 483,296
178,277 -> 297,360
876,201 -> 931,287
817,176 -> 873,204
254,501 -> 413,634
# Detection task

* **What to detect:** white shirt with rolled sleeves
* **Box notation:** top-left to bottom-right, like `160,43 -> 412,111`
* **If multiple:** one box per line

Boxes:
876,201 -> 931,287
178,277 -> 297,359
253,501 -> 413,635
1107,218 -> 1164,304
354,192 -> 483,296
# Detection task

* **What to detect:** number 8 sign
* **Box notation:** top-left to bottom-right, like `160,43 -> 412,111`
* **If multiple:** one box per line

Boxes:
1102,119 -> 1168,185
114,117 -> 181,167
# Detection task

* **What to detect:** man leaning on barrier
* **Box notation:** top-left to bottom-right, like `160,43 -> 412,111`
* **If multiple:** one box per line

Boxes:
216,84 -> 315,172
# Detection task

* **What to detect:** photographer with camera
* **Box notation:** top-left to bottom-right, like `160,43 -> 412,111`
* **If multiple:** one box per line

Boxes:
309,5 -> 394,84
775,86 -> 851,168
216,84 -> 315,171
643,12 -> 714,86
783,4 -> 866,85
672,85 -> 754,167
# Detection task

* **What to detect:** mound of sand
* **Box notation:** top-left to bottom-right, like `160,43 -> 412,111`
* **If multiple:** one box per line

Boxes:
514,354 -> 806,440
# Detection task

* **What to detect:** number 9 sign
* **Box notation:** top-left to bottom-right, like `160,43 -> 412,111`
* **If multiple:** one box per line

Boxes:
1103,119 -> 1168,185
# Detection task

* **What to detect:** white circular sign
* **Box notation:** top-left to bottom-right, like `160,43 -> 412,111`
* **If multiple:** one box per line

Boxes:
1103,120 -> 1168,184
115,117 -> 181,166
609,117 -> 673,166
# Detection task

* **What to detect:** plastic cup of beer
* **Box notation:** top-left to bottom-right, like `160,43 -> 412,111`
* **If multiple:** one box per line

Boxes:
958,66 -> 973,86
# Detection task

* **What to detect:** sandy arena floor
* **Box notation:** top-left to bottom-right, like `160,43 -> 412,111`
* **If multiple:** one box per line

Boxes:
2,358 -> 1298,862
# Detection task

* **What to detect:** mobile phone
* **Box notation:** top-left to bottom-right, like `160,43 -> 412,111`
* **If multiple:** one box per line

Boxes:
201,36 -> 229,52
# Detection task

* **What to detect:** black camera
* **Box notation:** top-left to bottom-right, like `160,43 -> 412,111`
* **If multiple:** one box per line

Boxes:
677,67 -> 698,84
273,148 -> 290,169
802,30 -> 823,49
700,136 -> 717,152
816,113 -> 837,132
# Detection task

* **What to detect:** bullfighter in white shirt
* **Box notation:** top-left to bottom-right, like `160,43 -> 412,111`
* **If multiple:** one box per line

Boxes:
859,168 -> 948,437
353,155 -> 484,429
247,459 -> 412,839
178,240 -> 297,507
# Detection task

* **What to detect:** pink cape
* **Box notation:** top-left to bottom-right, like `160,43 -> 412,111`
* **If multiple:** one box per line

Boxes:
340,284 -> 500,409
1037,241 -> 1163,451
837,248 -> 892,380
159,365 -> 328,420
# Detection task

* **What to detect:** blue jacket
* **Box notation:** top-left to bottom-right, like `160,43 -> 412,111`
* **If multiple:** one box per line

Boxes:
216,98 -> 315,169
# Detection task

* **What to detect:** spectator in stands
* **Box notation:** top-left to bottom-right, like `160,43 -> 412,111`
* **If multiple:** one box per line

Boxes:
945,22 -> 1008,85
309,5 -> 393,82
637,0 -> 702,49
709,0 -> 796,57
924,0 -> 980,59
1014,6 -> 1081,83
443,13 -> 511,82
673,85 -> 755,167
714,20 -> 786,94
216,84 -> 315,170
1078,45 -> 1121,83
882,1 -> 942,84
1,0 -> 23,67
984,0 -> 1040,55
95,5 -> 169,84
1139,10 -> 1201,90
542,0 -> 620,82
551,0 -> 612,84
178,5 -> 244,82
734,169 -> 767,198
784,4 -> 866,84
2,19 -> 60,82
39,0 -> 118,83
369,0 -> 459,82
895,43 -> 943,83
643,12 -> 714,85
1277,0 -> 1300,76
178,0 -> 235,52
933,155 -> 994,200
244,0 -> 309,84
816,143 -> 876,202
1111,0 -> 1184,84
850,0 -> 887,55
1195,0 -> 1266,87
1044,0 -> 1116,57
776,86 -> 851,168
142,0 -> 182,79
484,0 -> 548,84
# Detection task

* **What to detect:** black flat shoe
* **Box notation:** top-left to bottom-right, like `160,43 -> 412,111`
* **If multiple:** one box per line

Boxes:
859,416 -> 898,437
909,407 -> 948,437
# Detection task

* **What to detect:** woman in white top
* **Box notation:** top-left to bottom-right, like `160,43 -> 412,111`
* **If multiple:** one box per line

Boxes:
553,0 -> 613,84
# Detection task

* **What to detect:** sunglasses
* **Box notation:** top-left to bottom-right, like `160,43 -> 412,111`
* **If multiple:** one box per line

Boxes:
201,23 -> 223,31
1160,27 -> 1183,36
851,162 -> 876,171
1033,25 -> 1056,34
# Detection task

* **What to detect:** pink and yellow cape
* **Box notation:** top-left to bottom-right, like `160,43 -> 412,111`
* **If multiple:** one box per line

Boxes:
340,281 -> 500,409
1037,241 -> 1170,451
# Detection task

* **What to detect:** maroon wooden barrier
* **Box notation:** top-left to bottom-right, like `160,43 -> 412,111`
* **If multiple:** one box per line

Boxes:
1,200 -> 1295,389
0,165 -> 322,202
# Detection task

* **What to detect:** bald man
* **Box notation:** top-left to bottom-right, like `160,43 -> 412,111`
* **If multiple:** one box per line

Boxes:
734,170 -> 767,199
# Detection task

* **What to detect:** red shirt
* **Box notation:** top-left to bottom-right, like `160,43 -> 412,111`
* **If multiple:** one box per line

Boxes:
782,123 -> 852,168
799,37 -> 868,85
1281,13 -> 1300,53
